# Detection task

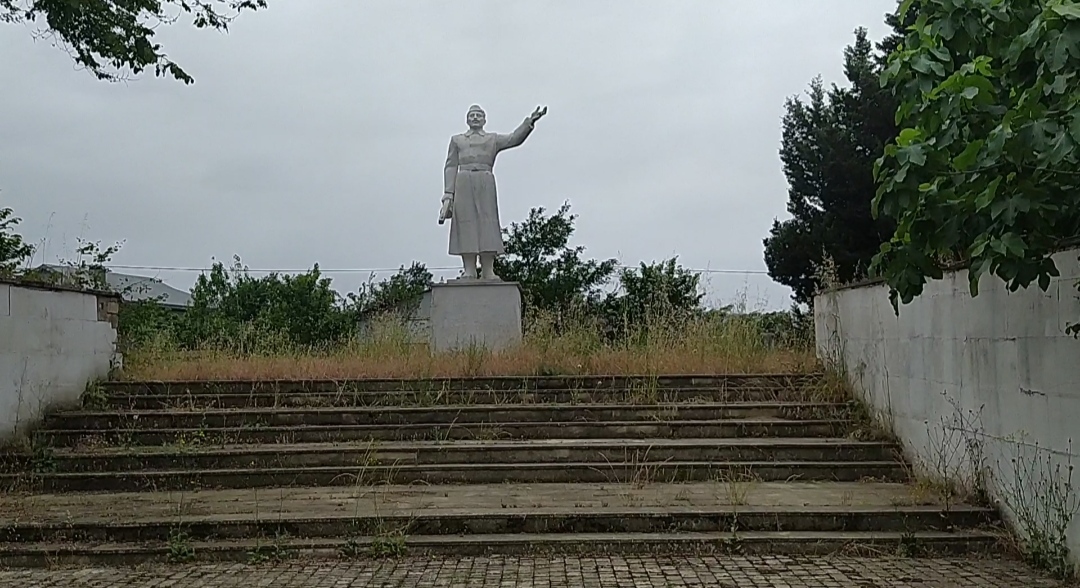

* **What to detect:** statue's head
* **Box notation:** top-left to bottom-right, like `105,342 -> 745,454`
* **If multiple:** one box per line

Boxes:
466,105 -> 486,130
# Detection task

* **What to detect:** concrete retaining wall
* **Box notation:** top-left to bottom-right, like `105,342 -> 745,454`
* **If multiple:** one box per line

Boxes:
0,280 -> 120,443
815,248 -> 1080,567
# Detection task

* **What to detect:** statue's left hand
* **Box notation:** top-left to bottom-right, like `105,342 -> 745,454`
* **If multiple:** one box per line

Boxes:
530,106 -> 548,123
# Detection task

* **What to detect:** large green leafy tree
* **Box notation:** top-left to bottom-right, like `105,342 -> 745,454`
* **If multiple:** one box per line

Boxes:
764,28 -> 901,305
494,202 -> 618,317
1,0 -> 265,83
872,0 -> 1080,310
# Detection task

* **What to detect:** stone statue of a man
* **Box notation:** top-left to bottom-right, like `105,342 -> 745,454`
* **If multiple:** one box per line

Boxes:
440,104 -> 548,280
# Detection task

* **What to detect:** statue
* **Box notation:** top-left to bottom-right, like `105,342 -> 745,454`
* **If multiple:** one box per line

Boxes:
440,104 -> 548,280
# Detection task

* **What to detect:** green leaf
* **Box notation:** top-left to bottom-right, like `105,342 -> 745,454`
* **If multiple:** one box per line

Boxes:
990,197 -> 1011,220
1047,34 -> 1070,72
1007,17 -> 1042,62
911,55 -> 933,74
961,86 -> 980,99
970,237 -> 988,258
897,127 -> 922,146
938,17 -> 956,40
1046,73 -> 1072,95
898,0 -> 915,20
1052,3 -> 1080,19
974,177 -> 1003,211
953,139 -> 985,170
897,144 -> 927,166
1001,233 -> 1027,257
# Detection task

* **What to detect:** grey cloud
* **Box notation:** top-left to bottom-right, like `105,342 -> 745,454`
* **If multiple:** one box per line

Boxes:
0,0 -> 899,308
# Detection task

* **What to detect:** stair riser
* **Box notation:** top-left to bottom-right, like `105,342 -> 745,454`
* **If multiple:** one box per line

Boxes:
35,422 -> 848,448
44,446 -> 900,473
0,511 -> 995,543
12,463 -> 909,492
47,406 -> 844,430
0,535 -> 999,568
102,375 -> 824,395
98,388 -> 835,410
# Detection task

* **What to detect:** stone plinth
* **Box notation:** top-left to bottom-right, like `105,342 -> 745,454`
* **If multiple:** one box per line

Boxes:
422,280 -> 522,352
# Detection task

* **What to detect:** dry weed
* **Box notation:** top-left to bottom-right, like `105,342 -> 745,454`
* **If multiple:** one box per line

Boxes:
119,311 -> 816,381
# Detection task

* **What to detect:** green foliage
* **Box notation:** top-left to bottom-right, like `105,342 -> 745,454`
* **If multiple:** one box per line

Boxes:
604,258 -> 704,340
494,203 -> 708,340
178,257 -> 359,349
494,202 -> 618,318
0,0 -> 266,83
349,262 -> 432,318
872,0 -> 1080,310
743,307 -> 814,349
764,28 -> 900,305
0,206 -> 34,277
117,298 -> 181,353
116,258 -> 432,353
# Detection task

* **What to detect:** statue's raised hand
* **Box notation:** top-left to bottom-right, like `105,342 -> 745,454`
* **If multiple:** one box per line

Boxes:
530,106 -> 548,123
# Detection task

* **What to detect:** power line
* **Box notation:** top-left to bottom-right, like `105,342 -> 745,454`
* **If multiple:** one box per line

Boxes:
104,263 -> 771,276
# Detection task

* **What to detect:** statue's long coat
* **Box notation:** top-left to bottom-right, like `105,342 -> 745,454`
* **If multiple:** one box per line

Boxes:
443,118 -> 535,255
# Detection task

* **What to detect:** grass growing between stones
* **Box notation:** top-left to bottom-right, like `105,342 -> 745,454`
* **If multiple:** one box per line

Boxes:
117,309 -> 815,381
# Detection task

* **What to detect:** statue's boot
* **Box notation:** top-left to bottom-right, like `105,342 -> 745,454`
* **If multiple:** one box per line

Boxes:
480,253 -> 499,281
461,254 -> 479,279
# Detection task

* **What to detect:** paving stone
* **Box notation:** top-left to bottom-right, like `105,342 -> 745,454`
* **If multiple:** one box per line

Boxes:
0,556 -> 1065,587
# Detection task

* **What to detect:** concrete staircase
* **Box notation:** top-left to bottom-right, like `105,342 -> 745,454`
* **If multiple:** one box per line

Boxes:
0,374 -> 1001,566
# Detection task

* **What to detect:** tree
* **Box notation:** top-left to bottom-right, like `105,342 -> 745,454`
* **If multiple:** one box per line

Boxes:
1,0 -> 266,83
494,202 -> 618,317
609,258 -> 704,324
0,206 -> 34,276
764,28 -> 901,305
349,262 -> 433,317
872,0 -> 1080,310
180,257 -> 356,348
602,257 -> 704,340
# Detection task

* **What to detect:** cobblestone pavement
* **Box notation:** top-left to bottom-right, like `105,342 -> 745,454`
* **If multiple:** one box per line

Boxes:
0,556 -> 1065,587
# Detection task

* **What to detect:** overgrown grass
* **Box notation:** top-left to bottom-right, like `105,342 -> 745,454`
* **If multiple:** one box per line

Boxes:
118,307 -> 816,381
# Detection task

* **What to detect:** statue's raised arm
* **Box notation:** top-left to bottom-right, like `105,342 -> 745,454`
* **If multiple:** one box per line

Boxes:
496,106 -> 548,152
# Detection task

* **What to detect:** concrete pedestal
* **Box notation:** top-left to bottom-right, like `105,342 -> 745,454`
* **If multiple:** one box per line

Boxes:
421,280 -> 522,352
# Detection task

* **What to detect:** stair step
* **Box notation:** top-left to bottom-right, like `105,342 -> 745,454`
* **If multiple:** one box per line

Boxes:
0,505 -> 996,543
3,371 -> 1005,569
0,530 -> 1001,567
3,460 -> 909,492
47,403 -> 846,429
101,374 -> 825,395
21,438 -> 899,472
34,419 -> 851,447
98,388 -> 832,409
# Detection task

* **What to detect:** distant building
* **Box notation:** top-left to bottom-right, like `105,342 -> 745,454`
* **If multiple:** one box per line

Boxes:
31,265 -> 192,310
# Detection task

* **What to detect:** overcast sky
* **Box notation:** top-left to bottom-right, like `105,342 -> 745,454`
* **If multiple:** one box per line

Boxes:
0,1 -> 898,310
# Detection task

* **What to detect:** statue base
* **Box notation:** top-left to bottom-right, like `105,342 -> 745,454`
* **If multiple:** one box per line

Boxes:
419,280 -> 522,352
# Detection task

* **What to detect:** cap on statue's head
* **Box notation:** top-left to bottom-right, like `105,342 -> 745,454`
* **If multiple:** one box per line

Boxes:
468,104 -> 485,114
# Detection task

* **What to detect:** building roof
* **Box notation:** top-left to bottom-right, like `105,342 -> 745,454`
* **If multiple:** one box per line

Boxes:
107,272 -> 192,308
34,265 -> 192,308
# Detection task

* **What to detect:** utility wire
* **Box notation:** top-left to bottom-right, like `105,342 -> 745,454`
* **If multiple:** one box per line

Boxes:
104,263 -> 770,275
